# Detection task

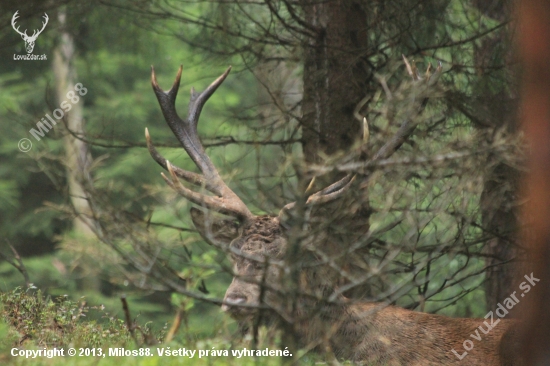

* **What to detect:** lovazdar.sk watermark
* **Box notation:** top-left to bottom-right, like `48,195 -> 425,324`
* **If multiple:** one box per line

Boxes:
451,272 -> 540,360
11,10 -> 48,60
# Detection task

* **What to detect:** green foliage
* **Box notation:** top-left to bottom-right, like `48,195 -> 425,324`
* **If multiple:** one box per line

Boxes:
0,287 -> 299,366
0,255 -> 171,330
0,287 -> 138,349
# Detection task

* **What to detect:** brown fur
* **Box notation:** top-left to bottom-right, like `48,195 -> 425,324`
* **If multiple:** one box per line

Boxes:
190,211 -> 520,365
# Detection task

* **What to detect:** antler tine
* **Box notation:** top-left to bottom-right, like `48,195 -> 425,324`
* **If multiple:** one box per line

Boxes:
28,13 -> 49,39
278,174 -> 356,222
160,161 -> 250,218
34,13 -> 48,36
305,117 -> 369,204
145,127 -> 214,191
402,54 -> 419,81
428,61 -> 443,86
150,66 -> 253,221
362,117 -> 370,144
279,119 -> 369,218
306,175 -> 356,204
151,65 -> 222,184
188,66 -> 232,129
11,11 -> 27,37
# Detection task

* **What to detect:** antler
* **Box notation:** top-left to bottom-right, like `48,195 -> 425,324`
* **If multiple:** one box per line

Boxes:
11,11 -> 26,37
279,56 -> 443,219
11,11 -> 48,40
146,66 -> 253,222
279,119 -> 367,217
31,13 -> 49,39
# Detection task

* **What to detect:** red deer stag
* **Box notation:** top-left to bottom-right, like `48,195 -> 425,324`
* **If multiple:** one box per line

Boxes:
145,63 -> 521,365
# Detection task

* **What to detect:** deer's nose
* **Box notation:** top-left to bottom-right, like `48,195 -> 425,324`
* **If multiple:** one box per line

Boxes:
221,294 -> 247,312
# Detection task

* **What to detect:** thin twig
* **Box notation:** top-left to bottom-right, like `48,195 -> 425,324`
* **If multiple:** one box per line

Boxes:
0,243 -> 30,287
120,295 -> 138,344
165,308 -> 183,343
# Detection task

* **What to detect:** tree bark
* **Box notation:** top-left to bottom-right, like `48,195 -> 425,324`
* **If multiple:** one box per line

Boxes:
51,9 -> 94,236
299,0 -> 373,298
517,0 -> 550,363
51,8 -> 99,292
472,0 -> 521,311
300,0 -> 370,163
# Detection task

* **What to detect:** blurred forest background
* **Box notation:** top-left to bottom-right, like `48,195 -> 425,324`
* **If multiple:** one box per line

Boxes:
0,0 -> 523,359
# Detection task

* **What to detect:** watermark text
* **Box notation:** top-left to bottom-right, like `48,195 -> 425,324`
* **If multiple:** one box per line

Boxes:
451,272 -> 540,360
18,83 -> 87,152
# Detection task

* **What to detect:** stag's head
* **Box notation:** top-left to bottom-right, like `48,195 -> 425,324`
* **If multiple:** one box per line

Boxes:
191,210 -> 288,320
147,60 -> 441,321
11,11 -> 49,54
146,66 -> 356,321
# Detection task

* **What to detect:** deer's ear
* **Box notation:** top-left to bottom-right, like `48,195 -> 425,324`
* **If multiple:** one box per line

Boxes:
190,207 -> 240,246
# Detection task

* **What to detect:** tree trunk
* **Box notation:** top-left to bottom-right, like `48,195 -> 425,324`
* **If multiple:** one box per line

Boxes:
300,0 -> 370,163
51,8 -> 98,292
51,9 -> 94,236
299,0 -> 373,298
517,0 -> 550,363
472,0 -> 521,311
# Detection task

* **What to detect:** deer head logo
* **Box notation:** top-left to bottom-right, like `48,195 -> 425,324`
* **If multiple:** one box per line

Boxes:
11,11 -> 48,54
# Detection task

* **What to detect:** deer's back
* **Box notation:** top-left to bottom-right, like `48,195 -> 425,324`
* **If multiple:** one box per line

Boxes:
331,303 -> 516,365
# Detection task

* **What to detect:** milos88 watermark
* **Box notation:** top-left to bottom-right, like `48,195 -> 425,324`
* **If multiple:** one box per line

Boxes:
18,83 -> 87,152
